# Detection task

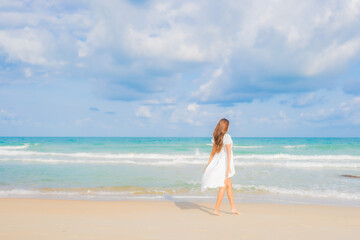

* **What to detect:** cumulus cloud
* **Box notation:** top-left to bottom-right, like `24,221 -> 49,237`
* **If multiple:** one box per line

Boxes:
253,110 -> 289,125
187,103 -> 199,112
190,0 -> 360,103
143,98 -> 176,105
300,97 -> 360,125
280,92 -> 324,108
164,98 -> 176,104
170,108 -> 202,126
135,106 -> 152,118
0,0 -> 360,105
0,28 -> 49,65
144,99 -> 161,105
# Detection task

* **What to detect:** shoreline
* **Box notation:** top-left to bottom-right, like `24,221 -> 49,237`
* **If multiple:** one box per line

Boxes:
1,191 -> 359,207
0,198 -> 359,240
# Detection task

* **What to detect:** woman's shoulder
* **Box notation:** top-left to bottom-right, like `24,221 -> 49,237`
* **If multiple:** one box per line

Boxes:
223,133 -> 233,144
224,133 -> 232,139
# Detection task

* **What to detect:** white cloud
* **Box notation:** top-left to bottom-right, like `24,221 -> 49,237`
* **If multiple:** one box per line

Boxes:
24,68 -> 32,77
294,93 -> 316,107
282,92 -> 323,108
300,96 -> 360,124
169,102 -> 241,127
143,98 -> 176,105
192,65 -> 225,102
77,21 -> 109,57
1,0 -> 360,106
170,106 -> 203,126
187,103 -> 199,112
189,0 -> 360,103
122,1 -> 227,62
0,28 -> 47,65
135,106 -> 152,118
305,37 -> 360,76
164,98 -> 176,104
253,110 -> 289,125
144,99 -> 161,105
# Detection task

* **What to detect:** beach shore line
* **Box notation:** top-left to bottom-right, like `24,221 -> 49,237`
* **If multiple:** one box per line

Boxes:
0,198 -> 359,240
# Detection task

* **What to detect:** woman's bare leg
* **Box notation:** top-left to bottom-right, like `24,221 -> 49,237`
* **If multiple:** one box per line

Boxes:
226,178 -> 235,209
226,178 -> 240,215
214,186 -> 226,215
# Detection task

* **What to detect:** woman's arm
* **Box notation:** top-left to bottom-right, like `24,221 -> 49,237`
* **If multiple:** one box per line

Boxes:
225,144 -> 231,178
207,151 -> 215,165
203,150 -> 215,173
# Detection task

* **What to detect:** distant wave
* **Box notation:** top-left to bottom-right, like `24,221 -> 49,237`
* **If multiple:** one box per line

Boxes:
0,149 -> 208,160
207,144 -> 264,149
235,161 -> 360,168
0,157 -> 206,165
234,153 -> 360,161
1,157 -> 360,169
1,150 -> 360,161
0,144 -> 29,150
233,145 -> 264,149
4,149 -> 355,161
1,149 -> 360,169
283,145 -> 306,149
232,184 -> 360,200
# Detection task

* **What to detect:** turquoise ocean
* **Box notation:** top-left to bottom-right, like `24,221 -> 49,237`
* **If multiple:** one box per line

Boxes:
0,137 -> 359,206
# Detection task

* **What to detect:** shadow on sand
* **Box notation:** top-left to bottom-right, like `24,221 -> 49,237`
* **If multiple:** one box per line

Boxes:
163,195 -> 232,216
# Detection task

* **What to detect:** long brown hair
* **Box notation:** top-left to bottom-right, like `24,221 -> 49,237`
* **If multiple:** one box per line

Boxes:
211,118 -> 229,154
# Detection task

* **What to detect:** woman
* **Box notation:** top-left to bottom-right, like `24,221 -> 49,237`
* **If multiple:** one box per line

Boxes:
201,118 -> 240,216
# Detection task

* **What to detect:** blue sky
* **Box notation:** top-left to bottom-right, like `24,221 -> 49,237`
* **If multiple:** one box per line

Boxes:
1,0 -> 360,137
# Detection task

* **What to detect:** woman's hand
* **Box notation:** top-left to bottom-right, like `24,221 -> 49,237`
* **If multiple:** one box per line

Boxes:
226,168 -> 230,178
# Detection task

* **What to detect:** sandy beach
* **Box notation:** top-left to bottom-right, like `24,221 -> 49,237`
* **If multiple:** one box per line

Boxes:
0,198 -> 359,240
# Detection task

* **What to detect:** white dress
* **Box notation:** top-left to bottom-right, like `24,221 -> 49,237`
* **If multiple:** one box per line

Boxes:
201,133 -> 235,192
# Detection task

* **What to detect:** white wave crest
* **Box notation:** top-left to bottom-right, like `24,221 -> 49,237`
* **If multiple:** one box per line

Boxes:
1,157 -> 360,168
207,144 -> 264,149
233,145 -> 264,149
283,145 -> 306,149
234,154 -> 360,161
235,161 -> 360,168
232,184 -> 360,200
0,144 -> 30,150
0,149 -> 208,160
0,157 -> 207,165
2,149 -> 360,162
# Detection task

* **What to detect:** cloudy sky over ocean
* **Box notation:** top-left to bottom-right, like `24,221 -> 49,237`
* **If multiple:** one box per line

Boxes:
1,0 -> 360,137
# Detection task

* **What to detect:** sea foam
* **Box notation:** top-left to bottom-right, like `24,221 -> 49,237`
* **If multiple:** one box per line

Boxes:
0,144 -> 29,150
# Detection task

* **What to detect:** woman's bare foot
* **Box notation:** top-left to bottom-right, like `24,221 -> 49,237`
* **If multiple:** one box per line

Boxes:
231,209 -> 241,215
213,209 -> 220,216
